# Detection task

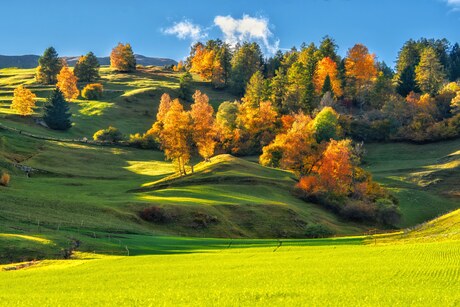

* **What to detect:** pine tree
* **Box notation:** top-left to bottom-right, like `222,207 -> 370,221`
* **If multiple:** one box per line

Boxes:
36,47 -> 62,84
43,89 -> 72,130
321,74 -> 333,95
179,72 -> 193,101
415,47 -> 446,95
74,52 -> 100,82
449,43 -> 460,81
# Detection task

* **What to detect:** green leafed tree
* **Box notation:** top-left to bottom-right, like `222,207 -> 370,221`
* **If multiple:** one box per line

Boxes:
36,47 -> 62,84
229,42 -> 263,96
43,89 -> 72,130
415,47 -> 446,96
312,106 -> 341,143
179,71 -> 193,101
74,52 -> 100,82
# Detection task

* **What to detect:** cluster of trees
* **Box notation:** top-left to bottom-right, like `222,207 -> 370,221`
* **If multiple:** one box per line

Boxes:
136,87 -> 399,225
11,43 -> 136,130
187,37 -> 460,142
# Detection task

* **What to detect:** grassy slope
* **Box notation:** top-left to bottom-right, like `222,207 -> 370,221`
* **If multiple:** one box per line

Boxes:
0,66 -> 237,139
364,139 -> 460,227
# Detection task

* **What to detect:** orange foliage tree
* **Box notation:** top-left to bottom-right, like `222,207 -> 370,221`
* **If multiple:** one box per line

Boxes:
56,65 -> 79,100
314,57 -> 343,97
345,44 -> 377,88
190,44 -> 215,80
298,139 -> 354,197
159,99 -> 192,175
11,85 -> 37,116
110,43 -> 136,72
190,90 -> 217,161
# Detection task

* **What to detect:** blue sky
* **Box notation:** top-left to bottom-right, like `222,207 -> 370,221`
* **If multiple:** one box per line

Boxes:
1,0 -> 460,66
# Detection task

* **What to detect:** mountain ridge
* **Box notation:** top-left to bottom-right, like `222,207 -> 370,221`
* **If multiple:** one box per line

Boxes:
0,54 -> 177,69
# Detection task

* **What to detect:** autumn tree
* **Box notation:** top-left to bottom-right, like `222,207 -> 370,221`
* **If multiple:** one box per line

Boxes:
74,51 -> 100,82
314,57 -> 342,97
190,43 -> 215,80
345,44 -> 377,90
415,47 -> 446,96
56,65 -> 79,100
260,112 -> 321,174
148,93 -> 172,137
215,101 -> 239,151
190,90 -> 217,161
159,99 -> 192,175
297,139 -> 353,197
43,89 -> 72,130
11,85 -> 36,116
36,47 -> 62,84
110,43 -> 136,72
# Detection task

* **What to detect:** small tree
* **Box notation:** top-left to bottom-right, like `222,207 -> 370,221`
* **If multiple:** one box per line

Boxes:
43,89 -> 72,130
179,72 -> 193,101
110,43 -> 136,72
74,52 -> 100,82
190,90 -> 216,161
56,65 -> 79,100
11,85 -> 36,116
36,47 -> 62,84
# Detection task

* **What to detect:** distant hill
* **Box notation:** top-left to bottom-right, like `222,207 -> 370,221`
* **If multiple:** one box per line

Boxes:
0,54 -> 177,69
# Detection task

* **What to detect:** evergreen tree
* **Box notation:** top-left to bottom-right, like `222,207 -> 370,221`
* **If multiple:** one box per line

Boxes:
449,43 -> 460,81
43,89 -> 72,130
179,72 -> 193,101
415,47 -> 446,95
397,66 -> 419,97
270,67 -> 288,112
229,42 -> 263,96
243,71 -> 268,107
36,47 -> 62,84
316,36 -> 340,64
322,74 -> 333,95
74,52 -> 100,82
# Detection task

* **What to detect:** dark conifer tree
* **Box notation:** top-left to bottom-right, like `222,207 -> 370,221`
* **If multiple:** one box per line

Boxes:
43,89 -> 72,130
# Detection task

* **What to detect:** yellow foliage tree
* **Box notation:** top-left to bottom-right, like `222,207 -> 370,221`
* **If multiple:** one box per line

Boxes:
314,57 -> 343,97
190,90 -> 217,161
56,66 -> 79,100
11,85 -> 36,116
159,99 -> 192,175
345,44 -> 377,87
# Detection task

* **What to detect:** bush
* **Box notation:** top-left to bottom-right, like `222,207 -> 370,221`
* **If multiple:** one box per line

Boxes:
376,199 -> 401,226
340,202 -> 377,222
128,133 -> 159,149
140,206 -> 174,224
93,126 -> 123,142
0,172 -> 10,186
304,224 -> 334,238
82,83 -> 103,100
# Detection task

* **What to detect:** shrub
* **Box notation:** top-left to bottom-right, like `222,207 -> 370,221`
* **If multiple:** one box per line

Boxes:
376,199 -> 401,226
341,202 -> 377,222
0,172 -> 10,186
140,206 -> 173,224
93,126 -> 123,142
128,133 -> 159,149
304,224 -> 334,238
82,83 -> 103,100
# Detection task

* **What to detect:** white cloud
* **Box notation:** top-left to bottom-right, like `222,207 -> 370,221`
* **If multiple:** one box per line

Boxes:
213,15 -> 279,54
446,0 -> 460,5
163,20 -> 205,41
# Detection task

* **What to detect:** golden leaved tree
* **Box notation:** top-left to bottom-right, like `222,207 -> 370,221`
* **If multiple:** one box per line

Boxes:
11,85 -> 36,116
56,66 -> 79,100
190,90 -> 217,161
